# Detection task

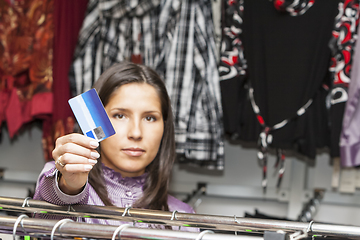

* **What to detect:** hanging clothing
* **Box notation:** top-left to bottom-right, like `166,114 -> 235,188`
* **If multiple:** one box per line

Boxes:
219,0 -> 247,137
68,0 -> 161,97
69,0 -> 224,170
211,0 -> 222,60
155,0 -> 224,170
41,0 -> 88,161
340,17 -> 360,167
0,0 -> 54,138
330,0 -> 360,165
272,0 -> 315,16
220,0 -> 342,162
33,161 -> 197,232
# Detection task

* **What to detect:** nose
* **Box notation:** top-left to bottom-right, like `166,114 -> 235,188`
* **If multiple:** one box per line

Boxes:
127,118 -> 142,141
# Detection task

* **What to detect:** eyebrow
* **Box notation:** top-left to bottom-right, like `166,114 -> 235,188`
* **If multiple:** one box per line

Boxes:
110,108 -> 162,114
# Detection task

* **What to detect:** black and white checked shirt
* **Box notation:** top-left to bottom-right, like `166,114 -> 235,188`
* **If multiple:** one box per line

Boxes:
69,0 -> 224,170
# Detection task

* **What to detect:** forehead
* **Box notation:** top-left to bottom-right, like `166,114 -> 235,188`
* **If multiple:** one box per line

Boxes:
107,83 -> 162,109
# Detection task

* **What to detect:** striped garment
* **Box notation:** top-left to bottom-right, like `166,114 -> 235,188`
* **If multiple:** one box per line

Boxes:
69,0 -> 161,96
154,0 -> 224,170
68,0 -> 224,170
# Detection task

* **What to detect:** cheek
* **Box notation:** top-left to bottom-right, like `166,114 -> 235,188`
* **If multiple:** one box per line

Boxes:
149,125 -> 164,147
111,121 -> 127,136
100,137 -> 116,153
101,130 -> 123,152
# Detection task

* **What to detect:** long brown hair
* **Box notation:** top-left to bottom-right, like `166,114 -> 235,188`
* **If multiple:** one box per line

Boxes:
88,62 -> 175,211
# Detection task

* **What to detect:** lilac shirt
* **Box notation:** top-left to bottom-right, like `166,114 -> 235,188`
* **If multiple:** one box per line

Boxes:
340,25 -> 360,167
33,161 -> 197,230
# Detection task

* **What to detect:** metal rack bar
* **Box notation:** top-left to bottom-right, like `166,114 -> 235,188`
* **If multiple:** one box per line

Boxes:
0,215 -> 262,240
1,196 -> 360,238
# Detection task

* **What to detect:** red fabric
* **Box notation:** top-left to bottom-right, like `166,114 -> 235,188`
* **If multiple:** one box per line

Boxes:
41,0 -> 88,160
0,0 -> 54,138
274,0 -> 285,10
0,91 -> 7,123
5,89 -> 22,138
32,92 -> 53,116
257,115 -> 265,126
53,0 -> 88,121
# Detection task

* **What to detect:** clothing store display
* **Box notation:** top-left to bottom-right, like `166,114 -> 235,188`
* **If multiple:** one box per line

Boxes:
33,161 -> 195,229
69,0 -> 224,170
4,0 -> 360,236
155,0 -> 224,170
244,209 -> 348,239
220,0 -> 343,162
41,0 -> 88,161
219,0 -> 247,137
331,0 -> 360,165
340,20 -> 360,167
0,0 -> 54,138
68,0 -> 161,97
243,0 -> 341,159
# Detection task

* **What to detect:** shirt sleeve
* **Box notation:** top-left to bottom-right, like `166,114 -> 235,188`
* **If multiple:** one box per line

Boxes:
167,195 -> 199,232
33,161 -> 90,205
167,195 -> 195,214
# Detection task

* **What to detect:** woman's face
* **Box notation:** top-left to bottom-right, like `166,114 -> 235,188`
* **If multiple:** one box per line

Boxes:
100,82 -> 164,177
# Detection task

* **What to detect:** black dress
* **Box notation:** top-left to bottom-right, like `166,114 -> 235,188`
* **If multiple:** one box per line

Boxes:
220,0 -> 341,161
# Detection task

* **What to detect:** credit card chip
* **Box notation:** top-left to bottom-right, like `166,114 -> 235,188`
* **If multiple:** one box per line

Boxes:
94,126 -> 105,140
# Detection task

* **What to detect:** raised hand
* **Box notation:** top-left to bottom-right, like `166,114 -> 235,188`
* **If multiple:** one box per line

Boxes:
52,133 -> 100,195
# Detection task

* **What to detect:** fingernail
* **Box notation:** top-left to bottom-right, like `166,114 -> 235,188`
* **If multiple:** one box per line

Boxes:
90,141 -> 99,148
91,152 -> 100,159
85,165 -> 93,171
89,159 -> 97,164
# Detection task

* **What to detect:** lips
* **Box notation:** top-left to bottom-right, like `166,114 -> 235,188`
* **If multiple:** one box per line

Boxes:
122,148 -> 145,157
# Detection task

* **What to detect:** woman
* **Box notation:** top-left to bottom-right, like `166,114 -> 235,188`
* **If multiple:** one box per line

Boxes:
33,62 -> 195,228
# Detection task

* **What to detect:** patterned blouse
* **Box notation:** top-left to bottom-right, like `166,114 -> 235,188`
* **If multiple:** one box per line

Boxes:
33,161 -> 197,231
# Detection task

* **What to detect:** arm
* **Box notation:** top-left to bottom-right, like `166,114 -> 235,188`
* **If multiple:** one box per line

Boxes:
33,161 -> 90,205
34,133 -> 99,205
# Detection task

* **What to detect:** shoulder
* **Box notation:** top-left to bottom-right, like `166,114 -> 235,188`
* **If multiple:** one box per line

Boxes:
36,161 -> 56,182
167,195 -> 195,214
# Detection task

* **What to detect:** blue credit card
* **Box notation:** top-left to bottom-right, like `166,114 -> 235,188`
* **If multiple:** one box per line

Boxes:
68,88 -> 116,142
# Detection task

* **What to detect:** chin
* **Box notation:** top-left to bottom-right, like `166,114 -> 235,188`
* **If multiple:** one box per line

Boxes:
119,166 -> 145,176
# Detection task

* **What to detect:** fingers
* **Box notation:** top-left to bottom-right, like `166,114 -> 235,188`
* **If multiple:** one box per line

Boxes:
61,163 -> 94,172
53,133 -> 100,195
55,153 -> 99,167
61,142 -> 99,159
53,133 -> 100,173
55,133 -> 99,149
54,154 -> 97,173
53,133 -> 100,163
55,156 -> 65,167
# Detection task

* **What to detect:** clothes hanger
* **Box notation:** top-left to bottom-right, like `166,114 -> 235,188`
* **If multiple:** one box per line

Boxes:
288,220 -> 314,240
12,197 -> 32,240
13,214 -> 29,240
50,218 -> 74,240
122,206 -> 131,217
112,224 -> 132,240
22,197 -> 31,208
195,230 -> 214,240
171,210 -> 182,230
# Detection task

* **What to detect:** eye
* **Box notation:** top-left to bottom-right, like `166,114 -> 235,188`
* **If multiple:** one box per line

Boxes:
114,114 -> 125,120
144,116 -> 156,122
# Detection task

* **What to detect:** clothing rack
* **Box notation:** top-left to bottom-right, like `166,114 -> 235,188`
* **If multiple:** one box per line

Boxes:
0,215 -> 261,240
1,196 -> 360,239
297,190 -> 324,222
